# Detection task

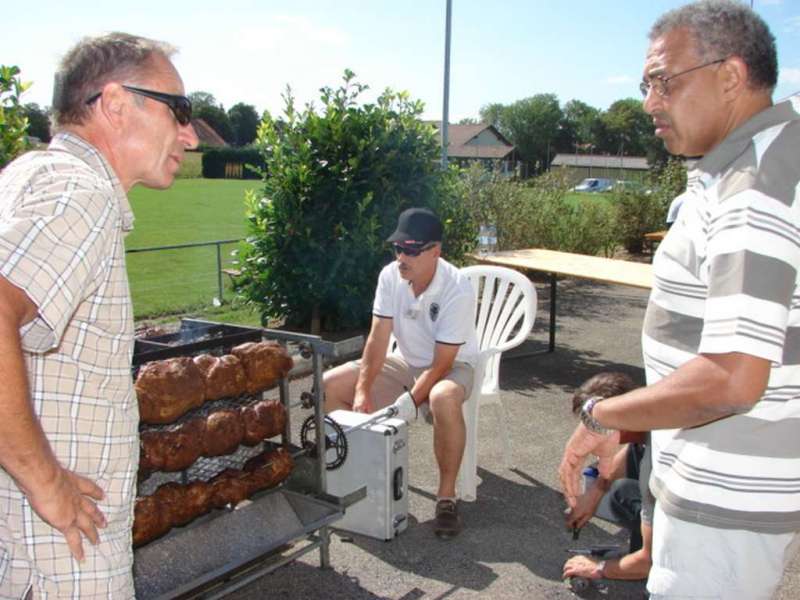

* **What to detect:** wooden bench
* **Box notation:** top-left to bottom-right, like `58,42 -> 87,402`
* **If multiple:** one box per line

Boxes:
643,230 -> 667,256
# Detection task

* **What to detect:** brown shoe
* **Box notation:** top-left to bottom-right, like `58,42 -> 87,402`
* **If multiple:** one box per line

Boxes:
434,499 -> 462,539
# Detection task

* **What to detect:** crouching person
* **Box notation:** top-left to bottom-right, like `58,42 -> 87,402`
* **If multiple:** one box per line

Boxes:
561,372 -> 655,584
323,208 -> 478,539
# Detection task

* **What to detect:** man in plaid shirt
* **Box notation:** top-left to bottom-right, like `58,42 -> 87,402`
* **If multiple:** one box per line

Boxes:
0,33 -> 197,598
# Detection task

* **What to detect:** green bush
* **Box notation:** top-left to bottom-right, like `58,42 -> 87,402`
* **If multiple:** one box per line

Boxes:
616,158 -> 686,253
176,151 -> 203,178
455,165 -> 619,257
201,146 -> 265,179
237,71 -> 468,332
0,65 -> 30,169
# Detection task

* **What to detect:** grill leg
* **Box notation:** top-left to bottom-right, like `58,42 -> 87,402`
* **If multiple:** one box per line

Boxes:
318,525 -> 331,568
548,273 -> 557,353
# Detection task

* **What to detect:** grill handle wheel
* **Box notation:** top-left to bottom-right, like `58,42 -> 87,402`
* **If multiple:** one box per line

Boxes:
300,415 -> 348,470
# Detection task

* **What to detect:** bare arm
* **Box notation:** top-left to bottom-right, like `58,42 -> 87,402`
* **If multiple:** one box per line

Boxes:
408,342 -> 461,406
563,521 -> 653,582
352,316 -> 393,413
593,352 -> 770,432
0,275 -> 106,561
564,444 -> 629,530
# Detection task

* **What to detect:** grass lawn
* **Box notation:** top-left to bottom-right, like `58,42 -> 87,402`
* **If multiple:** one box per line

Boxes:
126,179 -> 259,320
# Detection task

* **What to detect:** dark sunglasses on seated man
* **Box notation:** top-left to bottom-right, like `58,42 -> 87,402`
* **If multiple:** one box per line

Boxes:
85,85 -> 193,126
392,242 -> 437,257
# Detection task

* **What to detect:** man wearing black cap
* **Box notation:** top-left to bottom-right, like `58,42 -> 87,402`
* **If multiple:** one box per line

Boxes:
324,207 -> 479,538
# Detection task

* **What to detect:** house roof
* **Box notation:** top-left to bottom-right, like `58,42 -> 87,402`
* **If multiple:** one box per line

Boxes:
551,153 -> 649,170
427,122 -> 516,159
191,118 -> 227,147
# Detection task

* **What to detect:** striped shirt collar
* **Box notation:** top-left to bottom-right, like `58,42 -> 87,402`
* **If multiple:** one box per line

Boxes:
48,131 -> 135,231
696,95 -> 800,178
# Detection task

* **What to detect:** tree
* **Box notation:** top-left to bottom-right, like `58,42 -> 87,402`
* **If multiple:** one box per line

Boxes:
237,70 -> 469,332
188,91 -> 235,143
481,94 -> 563,174
600,98 -> 653,157
196,104 -> 234,144
0,65 -> 30,168
188,91 -> 218,112
227,102 -> 259,146
561,99 -> 602,150
23,103 -> 51,142
479,103 -> 504,129
458,117 -> 478,125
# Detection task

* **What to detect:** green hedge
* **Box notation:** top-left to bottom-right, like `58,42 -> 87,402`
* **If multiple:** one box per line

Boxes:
237,71 -> 464,333
201,147 -> 265,179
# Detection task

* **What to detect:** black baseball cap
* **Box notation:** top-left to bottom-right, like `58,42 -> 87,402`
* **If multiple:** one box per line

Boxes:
386,208 -> 443,246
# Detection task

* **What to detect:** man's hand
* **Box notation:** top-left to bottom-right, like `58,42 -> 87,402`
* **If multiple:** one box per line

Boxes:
559,423 -> 619,508
563,555 -> 604,580
24,466 -> 106,562
388,391 -> 417,423
564,483 -> 605,531
352,390 -> 373,414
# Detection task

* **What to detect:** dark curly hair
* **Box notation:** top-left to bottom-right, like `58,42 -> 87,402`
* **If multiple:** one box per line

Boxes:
571,372 -> 637,414
649,0 -> 777,92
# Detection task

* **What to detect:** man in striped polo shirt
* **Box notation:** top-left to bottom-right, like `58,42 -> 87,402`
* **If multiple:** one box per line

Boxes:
559,2 -> 800,598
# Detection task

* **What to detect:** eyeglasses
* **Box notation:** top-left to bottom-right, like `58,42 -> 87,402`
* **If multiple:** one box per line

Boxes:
639,58 -> 726,98
85,85 -> 193,126
393,243 -> 436,257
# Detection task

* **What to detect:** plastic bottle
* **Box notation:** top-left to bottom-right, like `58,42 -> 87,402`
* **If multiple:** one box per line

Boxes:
487,224 -> 497,254
478,224 -> 490,257
582,465 -> 598,492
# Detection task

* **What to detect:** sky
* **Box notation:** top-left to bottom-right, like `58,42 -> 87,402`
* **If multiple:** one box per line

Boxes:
4,0 -> 800,122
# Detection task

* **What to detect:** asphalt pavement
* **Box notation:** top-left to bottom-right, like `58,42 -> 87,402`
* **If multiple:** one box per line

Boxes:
223,278 -> 800,600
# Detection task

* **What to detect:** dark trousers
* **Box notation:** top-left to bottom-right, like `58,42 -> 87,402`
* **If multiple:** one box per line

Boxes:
595,444 -> 645,552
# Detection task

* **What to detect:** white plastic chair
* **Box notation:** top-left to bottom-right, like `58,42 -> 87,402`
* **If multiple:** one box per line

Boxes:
456,265 -> 537,501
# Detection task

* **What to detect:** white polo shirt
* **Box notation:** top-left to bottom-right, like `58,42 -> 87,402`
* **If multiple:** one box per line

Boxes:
373,258 -> 478,368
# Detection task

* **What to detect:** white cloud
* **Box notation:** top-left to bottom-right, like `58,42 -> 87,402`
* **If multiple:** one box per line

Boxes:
175,14 -> 353,114
785,15 -> 800,33
238,16 -> 349,53
779,67 -> 800,85
607,75 -> 634,84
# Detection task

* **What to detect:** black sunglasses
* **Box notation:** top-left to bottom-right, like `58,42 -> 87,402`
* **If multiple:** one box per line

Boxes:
393,243 -> 436,257
85,85 -> 193,126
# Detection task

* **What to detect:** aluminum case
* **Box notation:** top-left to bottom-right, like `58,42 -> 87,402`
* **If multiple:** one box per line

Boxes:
326,409 -> 409,540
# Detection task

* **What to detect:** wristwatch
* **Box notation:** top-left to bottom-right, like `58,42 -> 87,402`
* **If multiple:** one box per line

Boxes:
580,396 -> 613,435
592,560 -> 606,579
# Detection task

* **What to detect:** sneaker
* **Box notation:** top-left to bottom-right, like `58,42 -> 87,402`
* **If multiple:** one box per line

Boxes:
434,499 -> 462,539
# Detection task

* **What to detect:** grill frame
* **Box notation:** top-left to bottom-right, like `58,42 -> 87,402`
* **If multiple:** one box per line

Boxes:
132,319 -> 364,599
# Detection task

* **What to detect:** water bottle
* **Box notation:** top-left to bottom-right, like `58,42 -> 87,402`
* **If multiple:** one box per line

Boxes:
582,465 -> 598,492
478,224 -> 490,257
487,224 -> 497,254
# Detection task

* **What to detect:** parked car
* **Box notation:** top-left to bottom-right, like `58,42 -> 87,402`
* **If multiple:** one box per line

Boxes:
572,177 -> 614,193
612,180 -> 652,195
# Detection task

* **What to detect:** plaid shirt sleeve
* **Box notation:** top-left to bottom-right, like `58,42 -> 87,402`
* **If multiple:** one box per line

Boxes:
0,155 -> 118,353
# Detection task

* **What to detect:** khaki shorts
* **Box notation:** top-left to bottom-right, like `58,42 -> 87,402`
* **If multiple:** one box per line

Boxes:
348,354 -> 474,410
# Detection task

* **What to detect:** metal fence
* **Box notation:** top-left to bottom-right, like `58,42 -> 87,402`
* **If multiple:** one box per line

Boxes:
126,238 -> 243,318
